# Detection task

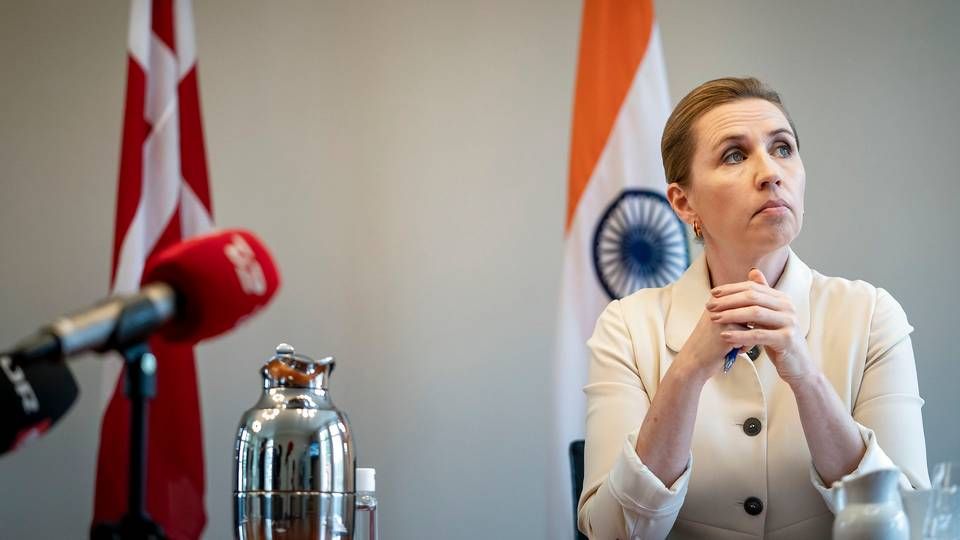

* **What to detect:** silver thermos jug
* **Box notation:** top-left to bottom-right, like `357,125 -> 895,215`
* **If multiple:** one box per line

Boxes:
234,343 -> 356,539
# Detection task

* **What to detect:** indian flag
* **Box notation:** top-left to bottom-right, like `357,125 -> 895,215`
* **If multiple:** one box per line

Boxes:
549,1 -> 689,536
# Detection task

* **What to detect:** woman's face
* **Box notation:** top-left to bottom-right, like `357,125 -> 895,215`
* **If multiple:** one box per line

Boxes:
669,98 -> 805,255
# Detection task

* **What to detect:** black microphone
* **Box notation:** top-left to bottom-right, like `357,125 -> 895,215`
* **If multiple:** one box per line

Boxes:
0,353 -> 79,455
9,283 -> 176,364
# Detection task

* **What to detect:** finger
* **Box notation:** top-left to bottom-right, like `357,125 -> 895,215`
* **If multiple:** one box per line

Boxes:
719,328 -> 785,348
711,280 -> 780,298
722,346 -> 749,357
711,306 -> 792,328
748,267 -> 769,287
706,289 -> 790,312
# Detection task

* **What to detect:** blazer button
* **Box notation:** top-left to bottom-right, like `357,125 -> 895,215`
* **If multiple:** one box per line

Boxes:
747,345 -> 761,361
744,496 -> 764,516
743,417 -> 762,436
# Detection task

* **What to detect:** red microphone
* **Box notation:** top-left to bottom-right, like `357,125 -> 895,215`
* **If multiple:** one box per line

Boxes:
1,229 -> 279,456
143,228 -> 280,343
8,228 -> 281,363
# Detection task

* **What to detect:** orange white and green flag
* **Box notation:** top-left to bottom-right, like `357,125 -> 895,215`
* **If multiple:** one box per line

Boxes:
550,1 -> 689,536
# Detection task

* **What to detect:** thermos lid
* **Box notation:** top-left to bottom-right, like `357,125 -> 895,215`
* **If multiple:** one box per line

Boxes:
261,342 -> 335,389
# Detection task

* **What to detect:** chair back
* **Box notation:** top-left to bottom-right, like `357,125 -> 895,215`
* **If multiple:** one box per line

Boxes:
569,439 -> 587,540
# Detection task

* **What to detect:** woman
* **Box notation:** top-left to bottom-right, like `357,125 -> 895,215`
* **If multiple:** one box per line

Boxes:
577,77 -> 929,539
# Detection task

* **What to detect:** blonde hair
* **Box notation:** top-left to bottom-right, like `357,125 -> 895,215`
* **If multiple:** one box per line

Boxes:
661,77 -> 799,187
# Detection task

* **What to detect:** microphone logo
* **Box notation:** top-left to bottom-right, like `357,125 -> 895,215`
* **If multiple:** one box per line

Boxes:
224,234 -> 268,296
1,356 -> 40,414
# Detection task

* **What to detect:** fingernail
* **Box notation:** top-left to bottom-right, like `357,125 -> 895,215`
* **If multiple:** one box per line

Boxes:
720,331 -> 731,338
710,314 -> 720,321
711,288 -> 721,296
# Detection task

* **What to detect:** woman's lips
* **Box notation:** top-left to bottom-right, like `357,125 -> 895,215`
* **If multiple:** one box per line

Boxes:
755,199 -> 790,216
757,205 -> 790,216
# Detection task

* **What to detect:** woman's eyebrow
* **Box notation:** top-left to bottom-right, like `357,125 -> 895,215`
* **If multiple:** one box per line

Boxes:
768,127 -> 796,140
711,128 -> 796,151
711,133 -> 747,151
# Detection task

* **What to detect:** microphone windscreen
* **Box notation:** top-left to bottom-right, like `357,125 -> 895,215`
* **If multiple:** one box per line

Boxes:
0,355 -> 79,456
142,229 -> 281,343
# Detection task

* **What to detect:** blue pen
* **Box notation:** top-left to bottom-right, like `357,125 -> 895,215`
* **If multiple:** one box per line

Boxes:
723,322 -> 755,373
722,348 -> 739,373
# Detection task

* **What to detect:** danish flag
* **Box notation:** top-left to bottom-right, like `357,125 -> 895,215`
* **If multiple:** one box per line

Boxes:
93,1 -> 212,537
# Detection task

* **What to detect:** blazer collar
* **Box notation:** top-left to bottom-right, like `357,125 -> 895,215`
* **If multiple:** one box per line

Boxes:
665,247 -> 812,352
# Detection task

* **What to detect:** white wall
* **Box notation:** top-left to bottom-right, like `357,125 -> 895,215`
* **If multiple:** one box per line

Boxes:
0,1 -> 956,539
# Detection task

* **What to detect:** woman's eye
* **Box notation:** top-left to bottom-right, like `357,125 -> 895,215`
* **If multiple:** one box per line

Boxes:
774,144 -> 792,158
723,150 -> 746,164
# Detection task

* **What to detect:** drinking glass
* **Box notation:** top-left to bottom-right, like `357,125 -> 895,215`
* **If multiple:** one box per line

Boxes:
924,461 -> 960,539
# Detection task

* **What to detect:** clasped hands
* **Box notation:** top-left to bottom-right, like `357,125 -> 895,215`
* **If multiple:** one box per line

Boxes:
705,268 -> 816,386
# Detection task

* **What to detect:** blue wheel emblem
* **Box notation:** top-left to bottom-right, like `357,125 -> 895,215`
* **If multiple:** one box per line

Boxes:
592,189 -> 690,300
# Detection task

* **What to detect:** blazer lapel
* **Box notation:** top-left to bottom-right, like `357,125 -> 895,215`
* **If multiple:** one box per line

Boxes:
777,248 -> 812,339
665,253 -> 711,353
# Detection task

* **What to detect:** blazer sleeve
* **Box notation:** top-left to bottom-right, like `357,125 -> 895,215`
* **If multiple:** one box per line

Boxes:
810,287 -> 931,510
577,300 -> 690,539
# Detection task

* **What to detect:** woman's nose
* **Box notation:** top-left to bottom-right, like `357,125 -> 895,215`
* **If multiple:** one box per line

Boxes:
753,152 -> 782,189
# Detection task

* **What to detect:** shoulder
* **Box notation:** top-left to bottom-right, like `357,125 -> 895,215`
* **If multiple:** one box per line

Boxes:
810,268 -> 878,300
588,285 -> 673,379
590,284 -> 672,337
808,268 -> 913,352
810,269 -> 908,319
615,283 -> 674,325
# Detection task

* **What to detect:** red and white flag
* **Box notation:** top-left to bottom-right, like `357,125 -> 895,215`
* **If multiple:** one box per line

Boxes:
549,1 -> 688,536
93,0 -> 213,537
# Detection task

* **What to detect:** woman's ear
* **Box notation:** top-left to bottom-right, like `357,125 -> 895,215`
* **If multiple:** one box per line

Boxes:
666,183 -> 697,226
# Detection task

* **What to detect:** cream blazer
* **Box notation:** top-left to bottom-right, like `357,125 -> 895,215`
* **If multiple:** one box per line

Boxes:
577,248 -> 929,540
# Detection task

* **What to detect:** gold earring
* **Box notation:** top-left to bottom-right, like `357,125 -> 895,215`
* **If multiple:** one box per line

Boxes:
693,219 -> 703,240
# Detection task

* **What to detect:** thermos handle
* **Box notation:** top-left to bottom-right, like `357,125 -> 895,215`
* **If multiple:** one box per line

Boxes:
265,358 -> 327,386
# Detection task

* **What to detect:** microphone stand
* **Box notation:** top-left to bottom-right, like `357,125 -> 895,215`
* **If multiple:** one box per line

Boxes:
90,342 -> 165,540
